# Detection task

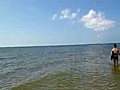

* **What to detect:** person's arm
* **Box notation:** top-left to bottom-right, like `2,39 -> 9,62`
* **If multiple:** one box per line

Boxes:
111,50 -> 113,55
111,50 -> 113,60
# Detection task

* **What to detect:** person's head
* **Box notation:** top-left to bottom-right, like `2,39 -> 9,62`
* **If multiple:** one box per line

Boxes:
114,44 -> 117,48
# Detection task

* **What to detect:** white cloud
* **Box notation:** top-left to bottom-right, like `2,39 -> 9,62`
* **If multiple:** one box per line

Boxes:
59,8 -> 71,19
59,8 -> 79,21
81,9 -> 115,32
71,13 -> 77,19
52,8 -> 79,23
52,14 -> 57,20
70,13 -> 78,23
52,9 -> 116,32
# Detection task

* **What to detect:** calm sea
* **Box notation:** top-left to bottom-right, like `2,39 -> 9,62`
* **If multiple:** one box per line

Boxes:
0,44 -> 120,90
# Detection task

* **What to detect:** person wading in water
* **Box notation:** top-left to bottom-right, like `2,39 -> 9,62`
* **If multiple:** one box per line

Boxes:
111,44 -> 120,66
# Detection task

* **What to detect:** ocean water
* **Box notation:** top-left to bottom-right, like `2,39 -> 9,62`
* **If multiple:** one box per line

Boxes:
0,44 -> 120,90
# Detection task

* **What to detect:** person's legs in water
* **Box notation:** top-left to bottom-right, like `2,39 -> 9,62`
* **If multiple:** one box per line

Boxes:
113,59 -> 117,66
113,59 -> 119,66
116,60 -> 119,66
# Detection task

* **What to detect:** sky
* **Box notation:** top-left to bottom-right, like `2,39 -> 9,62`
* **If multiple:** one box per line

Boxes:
0,0 -> 120,47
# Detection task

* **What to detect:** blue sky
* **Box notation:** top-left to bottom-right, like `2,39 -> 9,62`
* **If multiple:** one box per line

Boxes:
0,0 -> 120,47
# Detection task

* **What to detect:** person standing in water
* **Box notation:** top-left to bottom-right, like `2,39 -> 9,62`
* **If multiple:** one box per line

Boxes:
111,44 -> 120,66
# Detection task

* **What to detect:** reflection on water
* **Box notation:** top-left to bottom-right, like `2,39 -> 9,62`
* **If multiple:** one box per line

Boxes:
112,65 -> 120,89
112,65 -> 120,75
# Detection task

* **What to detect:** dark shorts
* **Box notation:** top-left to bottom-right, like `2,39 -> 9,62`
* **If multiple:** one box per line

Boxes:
112,55 -> 118,60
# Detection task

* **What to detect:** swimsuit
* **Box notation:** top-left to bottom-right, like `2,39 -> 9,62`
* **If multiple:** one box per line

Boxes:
111,51 -> 119,60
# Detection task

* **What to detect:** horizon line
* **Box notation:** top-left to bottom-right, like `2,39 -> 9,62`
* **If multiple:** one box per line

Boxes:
0,42 -> 119,48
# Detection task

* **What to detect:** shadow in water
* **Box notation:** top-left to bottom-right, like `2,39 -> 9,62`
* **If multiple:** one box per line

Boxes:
112,65 -> 120,75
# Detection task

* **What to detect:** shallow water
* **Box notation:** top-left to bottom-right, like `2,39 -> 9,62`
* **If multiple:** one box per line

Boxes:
0,44 -> 120,90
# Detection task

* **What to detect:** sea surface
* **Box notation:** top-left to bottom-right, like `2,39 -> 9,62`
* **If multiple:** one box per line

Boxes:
0,44 -> 120,90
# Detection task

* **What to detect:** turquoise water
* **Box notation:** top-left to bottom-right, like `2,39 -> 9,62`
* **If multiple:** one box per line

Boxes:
0,44 -> 120,90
